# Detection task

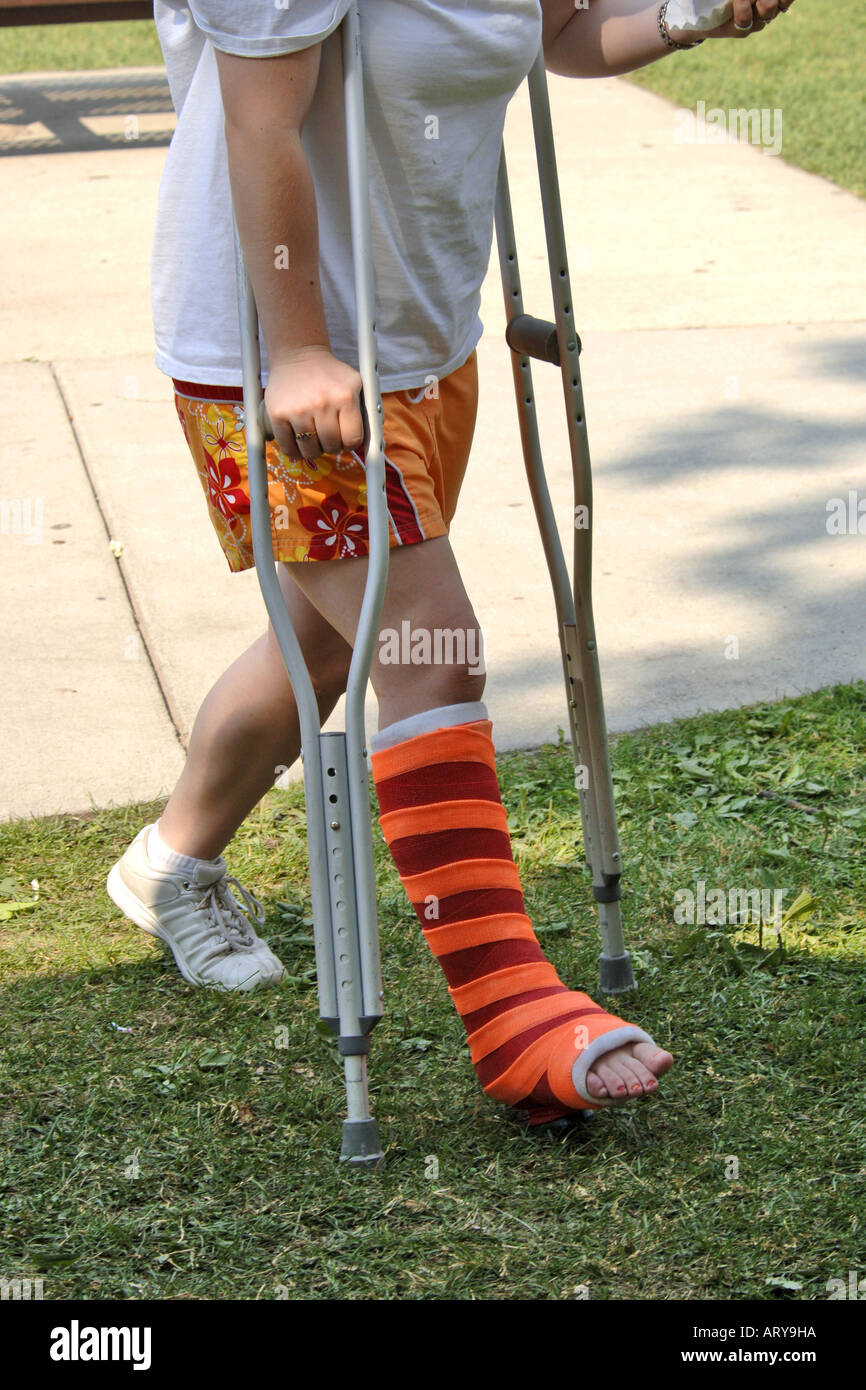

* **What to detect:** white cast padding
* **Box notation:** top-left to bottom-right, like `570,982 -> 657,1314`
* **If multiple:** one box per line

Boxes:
368,701 -> 489,753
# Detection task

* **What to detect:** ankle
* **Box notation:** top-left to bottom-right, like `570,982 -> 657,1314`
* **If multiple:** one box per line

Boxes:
147,821 -> 222,873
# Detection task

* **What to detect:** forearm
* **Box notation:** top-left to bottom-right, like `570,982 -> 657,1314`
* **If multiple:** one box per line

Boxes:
224,123 -> 331,366
546,0 -> 690,78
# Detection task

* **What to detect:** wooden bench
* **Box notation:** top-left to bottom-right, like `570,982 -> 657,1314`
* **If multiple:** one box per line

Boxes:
0,1 -> 153,26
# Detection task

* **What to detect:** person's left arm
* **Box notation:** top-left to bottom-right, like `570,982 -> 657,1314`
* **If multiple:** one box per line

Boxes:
541,0 -> 787,78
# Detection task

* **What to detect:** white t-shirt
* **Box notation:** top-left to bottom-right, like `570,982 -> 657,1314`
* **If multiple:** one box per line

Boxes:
150,0 -> 543,391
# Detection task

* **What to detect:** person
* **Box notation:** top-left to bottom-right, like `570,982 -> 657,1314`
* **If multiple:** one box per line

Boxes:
108,0 -> 794,1126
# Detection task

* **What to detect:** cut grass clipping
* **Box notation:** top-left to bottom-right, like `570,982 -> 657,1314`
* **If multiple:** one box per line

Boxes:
1,681 -> 864,1299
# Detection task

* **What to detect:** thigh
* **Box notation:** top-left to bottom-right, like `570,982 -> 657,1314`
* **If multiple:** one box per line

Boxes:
283,534 -> 479,651
269,562 -> 353,687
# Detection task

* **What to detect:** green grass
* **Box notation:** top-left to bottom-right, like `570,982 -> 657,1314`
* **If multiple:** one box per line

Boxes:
628,0 -> 866,198
0,20 -> 162,74
1,682 -> 865,1300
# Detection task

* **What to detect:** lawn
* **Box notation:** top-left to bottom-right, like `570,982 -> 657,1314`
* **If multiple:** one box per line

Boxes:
0,2 -> 863,197
1,681 -> 864,1300
628,0 -> 866,198
0,19 -> 162,74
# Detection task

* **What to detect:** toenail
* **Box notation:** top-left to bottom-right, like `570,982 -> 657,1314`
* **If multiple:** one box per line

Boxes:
631,1084 -> 641,1092
616,1085 -> 626,1094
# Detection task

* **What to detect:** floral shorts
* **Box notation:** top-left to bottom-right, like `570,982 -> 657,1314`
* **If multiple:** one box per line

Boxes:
172,349 -> 479,571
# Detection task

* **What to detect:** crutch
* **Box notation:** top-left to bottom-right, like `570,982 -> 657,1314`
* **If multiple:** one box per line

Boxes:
495,49 -> 635,996
231,3 -> 388,1167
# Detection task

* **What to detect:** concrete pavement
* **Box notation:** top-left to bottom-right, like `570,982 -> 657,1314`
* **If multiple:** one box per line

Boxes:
1,66 -> 864,819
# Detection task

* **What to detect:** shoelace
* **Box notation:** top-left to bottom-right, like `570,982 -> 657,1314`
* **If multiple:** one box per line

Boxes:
190,875 -> 267,954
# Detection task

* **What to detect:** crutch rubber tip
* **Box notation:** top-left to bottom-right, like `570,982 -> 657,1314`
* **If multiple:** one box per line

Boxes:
599,951 -> 637,995
340,1118 -> 384,1170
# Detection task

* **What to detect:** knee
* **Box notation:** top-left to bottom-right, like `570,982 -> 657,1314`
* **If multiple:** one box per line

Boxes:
260,627 -> 350,719
373,618 -> 487,713
310,650 -> 352,708
423,661 -> 486,708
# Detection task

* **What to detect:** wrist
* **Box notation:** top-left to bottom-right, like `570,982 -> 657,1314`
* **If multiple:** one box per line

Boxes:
658,1 -> 707,49
268,343 -> 333,369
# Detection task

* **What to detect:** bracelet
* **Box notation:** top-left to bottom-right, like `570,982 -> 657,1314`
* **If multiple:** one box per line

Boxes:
658,0 -> 707,49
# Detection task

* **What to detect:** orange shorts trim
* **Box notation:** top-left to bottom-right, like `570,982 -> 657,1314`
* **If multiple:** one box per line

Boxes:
172,350 -> 479,571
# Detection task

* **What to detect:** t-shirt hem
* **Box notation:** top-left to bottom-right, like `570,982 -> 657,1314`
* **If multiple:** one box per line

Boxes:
155,328 -> 482,397
188,2 -> 349,57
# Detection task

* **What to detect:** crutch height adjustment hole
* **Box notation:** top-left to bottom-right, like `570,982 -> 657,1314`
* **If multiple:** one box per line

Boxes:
327,767 -> 336,776
329,793 -> 338,803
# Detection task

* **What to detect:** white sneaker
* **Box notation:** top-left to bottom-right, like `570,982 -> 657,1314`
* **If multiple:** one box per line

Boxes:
107,826 -> 285,991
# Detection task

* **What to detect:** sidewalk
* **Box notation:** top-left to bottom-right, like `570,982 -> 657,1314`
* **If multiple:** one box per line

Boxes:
1,67 -> 865,820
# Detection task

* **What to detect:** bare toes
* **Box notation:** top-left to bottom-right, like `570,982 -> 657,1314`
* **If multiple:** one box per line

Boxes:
584,1069 -> 610,1099
632,1043 -> 674,1078
592,1059 -> 629,1100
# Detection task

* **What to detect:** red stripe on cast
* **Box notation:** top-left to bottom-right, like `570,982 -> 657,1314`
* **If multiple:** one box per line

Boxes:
388,827 -> 513,876
375,763 -> 501,813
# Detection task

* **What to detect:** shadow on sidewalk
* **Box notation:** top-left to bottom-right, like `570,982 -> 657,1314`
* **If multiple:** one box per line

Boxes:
0,68 -> 174,155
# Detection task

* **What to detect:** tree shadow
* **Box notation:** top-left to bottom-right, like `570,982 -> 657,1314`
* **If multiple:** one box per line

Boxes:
480,330 -> 866,739
0,68 -> 174,156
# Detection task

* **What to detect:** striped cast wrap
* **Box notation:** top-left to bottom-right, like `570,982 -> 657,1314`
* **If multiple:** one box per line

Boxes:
370,716 -> 654,1123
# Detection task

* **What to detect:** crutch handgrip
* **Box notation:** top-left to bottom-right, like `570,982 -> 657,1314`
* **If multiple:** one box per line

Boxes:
505,313 -> 581,366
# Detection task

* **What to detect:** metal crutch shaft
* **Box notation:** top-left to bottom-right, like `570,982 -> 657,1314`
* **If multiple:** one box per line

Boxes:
494,47 -> 635,994
232,2 -> 389,1165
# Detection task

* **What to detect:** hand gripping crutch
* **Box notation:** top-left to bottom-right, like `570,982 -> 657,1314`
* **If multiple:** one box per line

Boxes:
495,48 -> 635,995
231,4 -> 388,1166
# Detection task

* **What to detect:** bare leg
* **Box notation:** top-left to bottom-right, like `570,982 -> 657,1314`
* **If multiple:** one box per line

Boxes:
289,534 -> 487,723
158,568 -> 352,861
